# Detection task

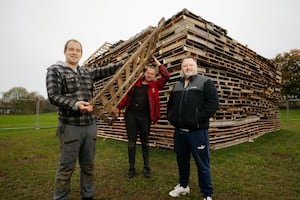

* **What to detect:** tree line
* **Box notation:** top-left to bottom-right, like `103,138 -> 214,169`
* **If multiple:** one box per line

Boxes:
1,49 -> 299,114
273,49 -> 300,100
0,87 -> 56,114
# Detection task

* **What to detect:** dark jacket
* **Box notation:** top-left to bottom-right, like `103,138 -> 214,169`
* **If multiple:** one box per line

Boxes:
167,74 -> 218,129
117,64 -> 170,124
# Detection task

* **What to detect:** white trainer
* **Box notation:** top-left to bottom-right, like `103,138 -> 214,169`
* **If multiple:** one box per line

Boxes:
204,196 -> 212,200
168,184 -> 190,197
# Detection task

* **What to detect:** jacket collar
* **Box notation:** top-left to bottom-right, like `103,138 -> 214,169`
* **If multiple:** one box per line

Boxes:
180,74 -> 198,82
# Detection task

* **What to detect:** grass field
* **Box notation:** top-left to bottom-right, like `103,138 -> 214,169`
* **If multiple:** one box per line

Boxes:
0,111 -> 299,199
0,112 -> 58,128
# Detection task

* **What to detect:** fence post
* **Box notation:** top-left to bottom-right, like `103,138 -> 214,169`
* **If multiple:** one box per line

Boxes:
35,98 -> 40,129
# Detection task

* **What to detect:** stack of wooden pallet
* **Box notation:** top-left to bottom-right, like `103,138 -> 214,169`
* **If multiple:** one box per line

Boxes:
84,8 -> 281,150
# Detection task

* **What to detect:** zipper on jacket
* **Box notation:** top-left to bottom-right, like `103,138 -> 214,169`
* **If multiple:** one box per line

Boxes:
178,82 -> 189,125
195,107 -> 200,128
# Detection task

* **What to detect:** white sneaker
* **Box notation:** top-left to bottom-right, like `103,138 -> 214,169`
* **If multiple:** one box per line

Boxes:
168,184 -> 190,197
204,196 -> 212,200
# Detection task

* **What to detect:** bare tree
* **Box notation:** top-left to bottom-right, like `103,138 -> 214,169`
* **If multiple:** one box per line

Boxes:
2,87 -> 29,100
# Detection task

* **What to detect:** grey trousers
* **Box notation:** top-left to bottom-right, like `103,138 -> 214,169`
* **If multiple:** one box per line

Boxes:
54,122 -> 97,200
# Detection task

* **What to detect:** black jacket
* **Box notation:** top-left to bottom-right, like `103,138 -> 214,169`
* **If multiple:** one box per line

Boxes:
167,74 -> 218,129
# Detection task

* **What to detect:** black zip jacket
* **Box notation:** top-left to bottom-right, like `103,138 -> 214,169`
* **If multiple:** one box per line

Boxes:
167,74 -> 219,129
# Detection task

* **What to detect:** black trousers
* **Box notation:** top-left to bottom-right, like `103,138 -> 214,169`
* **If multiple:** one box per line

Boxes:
125,111 -> 151,169
174,128 -> 213,196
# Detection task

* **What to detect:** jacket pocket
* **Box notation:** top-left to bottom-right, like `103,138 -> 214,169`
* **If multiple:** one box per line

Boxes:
63,74 -> 80,93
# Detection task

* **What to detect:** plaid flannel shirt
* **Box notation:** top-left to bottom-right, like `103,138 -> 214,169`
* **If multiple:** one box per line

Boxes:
46,61 -> 122,125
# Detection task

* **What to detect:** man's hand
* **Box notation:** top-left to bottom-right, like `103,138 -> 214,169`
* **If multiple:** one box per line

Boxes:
77,101 -> 94,112
111,107 -> 119,115
152,55 -> 161,66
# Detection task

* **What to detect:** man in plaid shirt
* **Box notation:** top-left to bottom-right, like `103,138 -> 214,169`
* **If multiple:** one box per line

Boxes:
46,39 -> 123,200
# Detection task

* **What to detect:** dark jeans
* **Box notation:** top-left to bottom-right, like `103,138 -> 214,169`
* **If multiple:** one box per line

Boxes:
125,111 -> 151,169
174,128 -> 213,196
54,123 -> 97,200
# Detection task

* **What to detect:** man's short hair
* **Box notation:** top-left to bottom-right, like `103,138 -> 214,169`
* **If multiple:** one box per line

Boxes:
181,56 -> 197,64
144,65 -> 156,73
64,39 -> 82,53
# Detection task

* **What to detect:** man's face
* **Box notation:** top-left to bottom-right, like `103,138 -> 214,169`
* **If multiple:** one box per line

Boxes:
181,58 -> 197,79
64,41 -> 82,66
144,67 -> 156,82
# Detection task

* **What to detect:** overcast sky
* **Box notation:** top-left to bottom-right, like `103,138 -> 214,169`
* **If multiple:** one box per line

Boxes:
0,0 -> 299,98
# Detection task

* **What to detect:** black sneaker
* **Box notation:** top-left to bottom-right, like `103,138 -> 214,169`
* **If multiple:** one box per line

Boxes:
127,168 -> 136,178
143,167 -> 151,178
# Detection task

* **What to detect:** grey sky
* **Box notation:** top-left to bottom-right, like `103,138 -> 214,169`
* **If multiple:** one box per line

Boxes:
0,0 -> 299,98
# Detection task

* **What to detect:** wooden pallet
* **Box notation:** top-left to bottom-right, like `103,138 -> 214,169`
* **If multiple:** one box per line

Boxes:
89,18 -> 166,123
83,42 -> 113,67
84,8 -> 281,150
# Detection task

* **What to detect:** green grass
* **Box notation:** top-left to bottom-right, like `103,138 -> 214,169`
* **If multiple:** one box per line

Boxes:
0,111 -> 299,199
0,112 -> 58,128
280,108 -> 300,122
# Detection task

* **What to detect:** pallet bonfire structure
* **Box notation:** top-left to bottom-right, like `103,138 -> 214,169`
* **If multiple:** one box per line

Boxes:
84,9 -> 281,150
